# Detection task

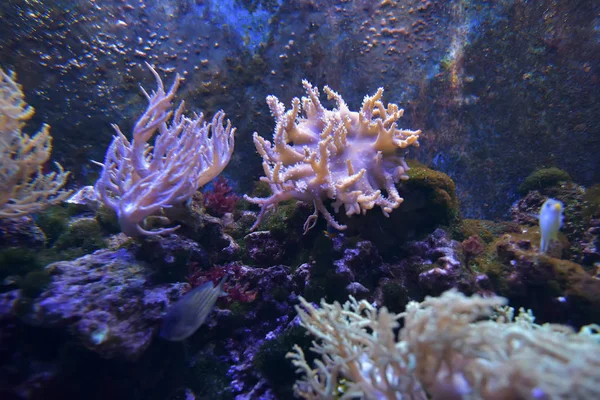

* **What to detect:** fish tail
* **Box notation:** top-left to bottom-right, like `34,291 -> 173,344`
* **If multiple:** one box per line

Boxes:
217,275 -> 230,296
540,237 -> 547,253
218,274 -> 230,287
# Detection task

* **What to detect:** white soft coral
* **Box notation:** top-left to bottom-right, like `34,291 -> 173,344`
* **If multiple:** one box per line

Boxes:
245,80 -> 421,233
94,64 -> 235,236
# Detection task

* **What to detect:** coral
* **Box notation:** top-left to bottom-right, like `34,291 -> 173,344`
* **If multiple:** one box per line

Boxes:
288,289 -> 600,400
338,164 -> 462,259
94,64 -> 235,236
0,68 -> 70,218
245,80 -> 421,233
203,176 -> 240,217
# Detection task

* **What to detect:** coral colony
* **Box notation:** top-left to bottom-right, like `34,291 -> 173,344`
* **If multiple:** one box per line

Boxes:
2,19 -> 600,398
0,68 -> 71,218
89,75 -> 421,237
288,290 -> 600,399
93,64 -> 235,236
245,80 -> 421,233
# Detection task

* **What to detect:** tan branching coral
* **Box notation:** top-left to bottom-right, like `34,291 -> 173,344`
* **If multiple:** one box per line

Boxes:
288,295 -> 426,399
0,68 -> 70,218
288,290 -> 600,400
245,81 -> 421,233
94,64 -> 235,236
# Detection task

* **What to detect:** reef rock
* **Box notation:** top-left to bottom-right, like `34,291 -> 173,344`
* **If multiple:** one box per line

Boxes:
25,249 -> 185,359
478,230 -> 600,328
511,182 -> 599,266
380,229 -> 480,303
0,216 -> 46,249
413,229 -> 478,296
244,231 -> 285,267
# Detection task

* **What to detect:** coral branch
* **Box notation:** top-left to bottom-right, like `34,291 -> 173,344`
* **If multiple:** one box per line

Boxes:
0,68 -> 71,218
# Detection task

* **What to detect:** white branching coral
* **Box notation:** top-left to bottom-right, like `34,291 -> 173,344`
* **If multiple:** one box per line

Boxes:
287,290 -> 600,400
288,295 -> 426,400
94,64 -> 235,236
245,81 -> 421,233
0,68 -> 70,218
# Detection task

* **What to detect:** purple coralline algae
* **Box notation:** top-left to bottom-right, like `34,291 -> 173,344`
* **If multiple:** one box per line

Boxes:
243,231 -> 286,267
187,264 -> 300,399
388,228 -> 483,298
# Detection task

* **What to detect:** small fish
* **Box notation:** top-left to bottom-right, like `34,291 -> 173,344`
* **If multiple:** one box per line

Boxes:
160,276 -> 228,341
538,198 -> 564,254
323,229 -> 338,239
323,224 -> 341,239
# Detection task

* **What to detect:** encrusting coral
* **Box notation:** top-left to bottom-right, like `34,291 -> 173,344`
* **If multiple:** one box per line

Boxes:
287,289 -> 600,400
245,81 -> 421,233
0,68 -> 70,218
94,64 -> 235,236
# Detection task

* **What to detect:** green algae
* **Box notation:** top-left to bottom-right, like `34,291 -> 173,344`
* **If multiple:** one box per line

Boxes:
54,217 -> 106,253
254,325 -> 312,399
381,282 -> 410,314
454,219 -> 521,243
519,167 -> 572,194
17,269 -> 51,297
405,160 -> 461,227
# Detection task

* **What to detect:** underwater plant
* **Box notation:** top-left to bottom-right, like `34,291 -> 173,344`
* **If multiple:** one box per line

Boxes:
0,68 -> 71,218
93,64 -> 236,236
245,81 -> 421,233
